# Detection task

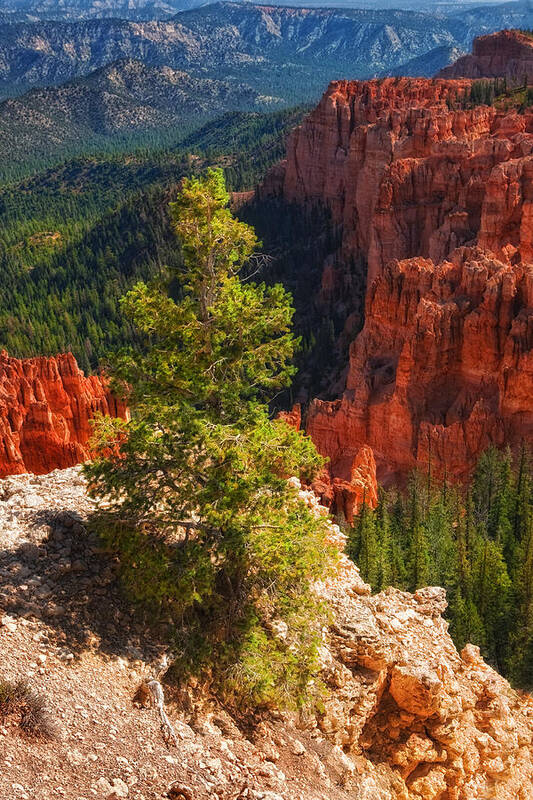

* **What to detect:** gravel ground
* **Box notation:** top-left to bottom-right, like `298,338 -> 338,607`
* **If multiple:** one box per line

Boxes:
0,467 -> 356,800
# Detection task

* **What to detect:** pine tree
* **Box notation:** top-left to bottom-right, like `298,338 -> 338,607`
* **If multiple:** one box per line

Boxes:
508,446 -> 533,685
85,169 -> 336,710
389,491 -> 409,589
375,498 -> 393,590
353,495 -> 379,588
407,474 -> 429,590
472,536 -> 511,668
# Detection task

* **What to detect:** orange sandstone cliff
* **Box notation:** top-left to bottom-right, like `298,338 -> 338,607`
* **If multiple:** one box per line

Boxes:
0,351 -> 127,477
308,247 -> 533,486
261,76 -> 533,286
260,36 -> 533,499
439,29 -> 533,85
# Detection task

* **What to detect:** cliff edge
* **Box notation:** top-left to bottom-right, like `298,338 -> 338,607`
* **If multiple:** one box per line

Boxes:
0,468 -> 532,799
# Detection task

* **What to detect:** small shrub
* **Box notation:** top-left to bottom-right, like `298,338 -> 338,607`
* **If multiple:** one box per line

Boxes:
0,679 -> 57,739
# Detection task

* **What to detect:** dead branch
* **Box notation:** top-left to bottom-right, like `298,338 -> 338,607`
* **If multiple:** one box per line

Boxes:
147,679 -> 179,748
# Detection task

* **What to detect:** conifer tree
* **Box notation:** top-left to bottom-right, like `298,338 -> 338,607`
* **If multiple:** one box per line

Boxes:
407,475 -> 429,590
85,169 -> 336,709
351,493 -> 379,587
375,498 -> 393,590
472,536 -> 511,668
346,447 -> 531,685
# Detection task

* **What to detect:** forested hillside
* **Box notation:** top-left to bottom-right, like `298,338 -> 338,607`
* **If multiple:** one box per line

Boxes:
0,106 -> 307,370
0,60 -> 273,176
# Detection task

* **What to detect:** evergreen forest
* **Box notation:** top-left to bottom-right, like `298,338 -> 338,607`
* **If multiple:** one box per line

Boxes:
0,107 -> 308,372
348,446 -> 533,688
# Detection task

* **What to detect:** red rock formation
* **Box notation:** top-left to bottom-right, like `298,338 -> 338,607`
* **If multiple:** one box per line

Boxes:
277,403 -> 302,431
0,351 -> 127,477
261,77 -> 533,285
279,404 -> 378,517
308,247 -> 533,485
259,67 -> 533,493
439,29 -> 533,85
312,444 -> 378,521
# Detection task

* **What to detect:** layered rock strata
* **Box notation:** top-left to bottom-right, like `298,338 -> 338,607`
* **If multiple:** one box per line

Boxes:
439,29 -> 533,85
260,66 -> 533,493
0,351 -> 126,477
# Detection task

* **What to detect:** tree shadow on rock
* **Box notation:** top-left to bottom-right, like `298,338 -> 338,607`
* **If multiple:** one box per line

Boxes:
0,506 -> 169,666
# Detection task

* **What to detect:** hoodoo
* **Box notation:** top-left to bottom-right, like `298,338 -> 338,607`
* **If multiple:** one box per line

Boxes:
260,37 -> 533,499
0,351 -> 127,477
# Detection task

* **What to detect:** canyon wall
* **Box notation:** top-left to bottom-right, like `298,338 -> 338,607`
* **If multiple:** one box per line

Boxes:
0,351 -> 127,477
439,28 -> 533,85
260,37 -> 533,500
308,247 -> 533,485
262,75 -> 533,286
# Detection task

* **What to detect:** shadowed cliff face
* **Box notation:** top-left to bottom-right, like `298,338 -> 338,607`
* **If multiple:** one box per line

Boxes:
259,66 -> 533,495
0,351 -> 127,477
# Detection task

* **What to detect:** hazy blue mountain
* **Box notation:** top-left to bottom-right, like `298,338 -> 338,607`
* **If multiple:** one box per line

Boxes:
0,58 -> 275,172
2,1 -> 531,102
0,0 -> 182,21
0,0 -> 524,20
391,44 -> 466,76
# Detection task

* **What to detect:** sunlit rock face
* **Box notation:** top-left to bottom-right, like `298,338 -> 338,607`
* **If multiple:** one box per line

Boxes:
307,247 -> 533,486
261,66 -> 533,493
0,351 -> 127,477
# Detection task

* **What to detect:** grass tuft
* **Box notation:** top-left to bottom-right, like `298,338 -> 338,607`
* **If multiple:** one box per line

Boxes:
0,679 -> 57,739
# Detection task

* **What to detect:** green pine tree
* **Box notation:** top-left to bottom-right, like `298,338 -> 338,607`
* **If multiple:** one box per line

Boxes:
407,475 -> 430,590
85,169 -> 336,710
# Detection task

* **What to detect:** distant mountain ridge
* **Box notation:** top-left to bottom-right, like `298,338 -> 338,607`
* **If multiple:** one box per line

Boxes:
1,1 -> 533,102
0,58 -> 271,170
0,0 -> 527,21
392,43 -> 466,76
0,0 -> 182,21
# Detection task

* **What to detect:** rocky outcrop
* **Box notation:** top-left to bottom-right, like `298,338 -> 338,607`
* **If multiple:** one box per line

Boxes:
262,77 -> 533,285
260,70 -> 533,489
309,483 -> 533,800
308,247 -> 533,484
311,444 -> 379,520
439,29 -> 533,85
279,406 -> 378,517
0,351 -> 126,477
2,466 -> 532,800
